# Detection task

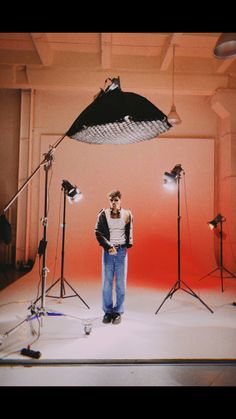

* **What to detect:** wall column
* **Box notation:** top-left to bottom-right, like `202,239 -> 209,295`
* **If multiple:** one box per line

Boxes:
15,89 -> 35,266
211,89 -> 236,273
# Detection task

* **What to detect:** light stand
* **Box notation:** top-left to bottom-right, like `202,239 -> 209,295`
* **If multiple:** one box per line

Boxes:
0,135 -> 80,346
41,180 -> 90,308
199,214 -> 236,292
155,165 -> 214,315
37,156 -> 52,318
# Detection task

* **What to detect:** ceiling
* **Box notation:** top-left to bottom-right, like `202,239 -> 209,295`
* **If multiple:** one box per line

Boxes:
0,32 -> 236,95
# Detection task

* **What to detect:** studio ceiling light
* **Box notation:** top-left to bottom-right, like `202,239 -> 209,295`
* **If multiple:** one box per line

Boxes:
167,45 -> 182,126
214,33 -> 236,59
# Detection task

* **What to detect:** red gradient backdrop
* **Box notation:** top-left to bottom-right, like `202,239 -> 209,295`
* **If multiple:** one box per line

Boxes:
37,135 -> 215,290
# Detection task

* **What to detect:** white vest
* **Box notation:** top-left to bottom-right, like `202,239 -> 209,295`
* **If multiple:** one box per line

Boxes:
104,208 -> 131,245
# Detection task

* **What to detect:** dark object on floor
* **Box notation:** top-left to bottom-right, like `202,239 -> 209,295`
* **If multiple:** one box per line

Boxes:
20,348 -> 41,359
0,214 -> 12,244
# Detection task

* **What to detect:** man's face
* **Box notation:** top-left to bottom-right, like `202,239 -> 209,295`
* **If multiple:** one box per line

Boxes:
109,196 -> 121,212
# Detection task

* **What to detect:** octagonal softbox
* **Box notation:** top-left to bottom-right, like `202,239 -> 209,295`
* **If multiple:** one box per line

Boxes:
66,77 -> 172,145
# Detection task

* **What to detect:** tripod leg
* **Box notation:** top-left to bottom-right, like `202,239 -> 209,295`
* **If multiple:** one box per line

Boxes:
62,278 -> 90,309
43,277 -> 90,309
198,267 -> 218,281
28,277 -> 64,310
45,277 -> 65,297
0,314 -> 37,345
180,280 -> 214,313
155,281 -> 179,314
222,267 -> 236,278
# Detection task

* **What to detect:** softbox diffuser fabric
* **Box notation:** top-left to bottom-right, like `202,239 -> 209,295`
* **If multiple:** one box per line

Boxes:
66,78 -> 172,144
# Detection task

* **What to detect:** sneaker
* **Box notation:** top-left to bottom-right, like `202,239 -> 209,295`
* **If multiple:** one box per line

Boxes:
112,313 -> 121,324
102,313 -> 113,324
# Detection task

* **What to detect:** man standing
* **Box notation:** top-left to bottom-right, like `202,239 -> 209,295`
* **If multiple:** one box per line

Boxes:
95,190 -> 133,324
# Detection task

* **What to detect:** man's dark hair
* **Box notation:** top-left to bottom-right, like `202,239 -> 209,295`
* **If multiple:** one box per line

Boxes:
108,190 -> 121,200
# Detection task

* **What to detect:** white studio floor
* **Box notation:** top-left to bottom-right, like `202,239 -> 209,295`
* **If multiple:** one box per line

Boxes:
0,267 -> 236,386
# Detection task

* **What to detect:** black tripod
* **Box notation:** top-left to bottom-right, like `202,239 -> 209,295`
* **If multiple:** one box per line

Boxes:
43,181 -> 90,308
199,217 -> 236,292
155,167 -> 214,315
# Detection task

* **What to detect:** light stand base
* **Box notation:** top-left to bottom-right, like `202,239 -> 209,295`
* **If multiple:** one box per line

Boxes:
0,305 -> 93,348
155,279 -> 214,314
46,277 -> 90,309
198,266 -> 236,292
0,307 -> 65,346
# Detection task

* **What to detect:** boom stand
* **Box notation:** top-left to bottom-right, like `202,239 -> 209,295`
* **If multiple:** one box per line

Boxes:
0,135 -> 81,345
198,219 -> 236,292
34,184 -> 90,308
155,173 -> 214,315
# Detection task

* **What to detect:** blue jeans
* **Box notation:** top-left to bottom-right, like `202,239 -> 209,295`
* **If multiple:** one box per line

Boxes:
102,247 -> 128,314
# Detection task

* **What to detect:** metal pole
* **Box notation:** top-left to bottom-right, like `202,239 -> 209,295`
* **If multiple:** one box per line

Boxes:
177,174 -> 181,287
60,189 -> 67,298
2,134 -> 66,215
219,219 -> 224,292
39,160 -> 51,316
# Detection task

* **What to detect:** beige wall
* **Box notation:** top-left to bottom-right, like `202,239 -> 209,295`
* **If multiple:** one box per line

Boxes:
30,90 -> 217,268
1,86 -> 236,287
211,90 -> 236,271
0,89 -> 20,264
